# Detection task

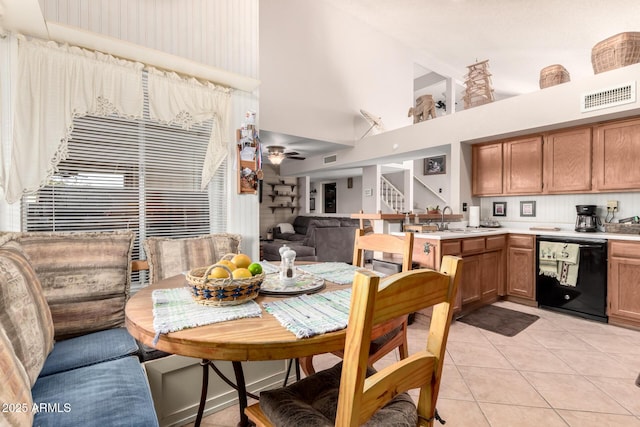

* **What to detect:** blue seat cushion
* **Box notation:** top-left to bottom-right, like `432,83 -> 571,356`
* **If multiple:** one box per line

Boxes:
39,328 -> 138,377
32,356 -> 158,427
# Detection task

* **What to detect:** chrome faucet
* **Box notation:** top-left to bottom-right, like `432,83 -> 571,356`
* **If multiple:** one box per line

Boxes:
440,205 -> 453,230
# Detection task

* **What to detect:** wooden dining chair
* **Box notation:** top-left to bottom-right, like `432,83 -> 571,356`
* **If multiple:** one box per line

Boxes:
245,255 -> 462,427
299,229 -> 415,375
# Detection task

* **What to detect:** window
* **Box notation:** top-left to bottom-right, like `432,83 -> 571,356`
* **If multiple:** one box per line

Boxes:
22,73 -> 227,291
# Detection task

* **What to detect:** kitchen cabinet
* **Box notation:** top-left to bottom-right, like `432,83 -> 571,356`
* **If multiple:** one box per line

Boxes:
472,143 -> 503,196
472,116 -> 640,197
504,136 -> 543,194
544,127 -> 592,193
506,234 -> 535,301
593,118 -> 640,191
461,255 -> 482,305
472,136 -> 543,196
435,235 -> 504,313
411,237 -> 463,312
608,240 -> 640,328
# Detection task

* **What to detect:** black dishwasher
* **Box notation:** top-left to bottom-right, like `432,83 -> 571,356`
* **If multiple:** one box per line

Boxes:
536,236 -> 608,322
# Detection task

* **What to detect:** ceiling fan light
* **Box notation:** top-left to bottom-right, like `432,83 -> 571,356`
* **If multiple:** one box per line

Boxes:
268,152 -> 286,165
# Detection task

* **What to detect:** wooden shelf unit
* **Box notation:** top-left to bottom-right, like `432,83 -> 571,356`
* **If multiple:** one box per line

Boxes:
266,182 -> 298,214
237,126 -> 259,195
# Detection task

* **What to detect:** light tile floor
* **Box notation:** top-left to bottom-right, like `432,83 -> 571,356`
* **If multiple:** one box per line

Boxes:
186,301 -> 640,427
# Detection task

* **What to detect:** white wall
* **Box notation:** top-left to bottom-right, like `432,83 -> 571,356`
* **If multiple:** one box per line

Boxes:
259,0 -> 414,144
412,145 -> 452,211
335,175 -> 362,214
283,63 -> 640,176
480,192 -> 640,231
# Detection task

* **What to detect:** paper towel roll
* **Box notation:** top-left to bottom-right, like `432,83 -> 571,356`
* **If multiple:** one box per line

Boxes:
469,206 -> 480,228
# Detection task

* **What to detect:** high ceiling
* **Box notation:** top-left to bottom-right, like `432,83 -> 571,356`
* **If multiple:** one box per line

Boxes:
324,0 -> 640,96
262,1 -> 640,169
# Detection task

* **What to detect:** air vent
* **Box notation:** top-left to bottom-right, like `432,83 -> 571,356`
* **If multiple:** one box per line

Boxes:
323,154 -> 337,164
581,81 -> 636,112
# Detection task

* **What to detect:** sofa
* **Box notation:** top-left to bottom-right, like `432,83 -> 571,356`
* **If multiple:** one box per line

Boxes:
0,231 -> 158,427
262,216 -> 366,263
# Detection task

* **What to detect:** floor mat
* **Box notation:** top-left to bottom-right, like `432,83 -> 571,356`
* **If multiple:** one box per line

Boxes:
458,305 -> 539,337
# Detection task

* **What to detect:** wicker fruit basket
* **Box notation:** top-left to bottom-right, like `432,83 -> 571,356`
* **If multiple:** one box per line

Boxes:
539,64 -> 570,89
186,256 -> 265,306
592,32 -> 640,74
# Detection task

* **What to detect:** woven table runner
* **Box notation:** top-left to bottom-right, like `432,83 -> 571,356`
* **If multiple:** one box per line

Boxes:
263,288 -> 352,338
152,287 -> 262,345
296,262 -> 364,285
258,260 -> 280,274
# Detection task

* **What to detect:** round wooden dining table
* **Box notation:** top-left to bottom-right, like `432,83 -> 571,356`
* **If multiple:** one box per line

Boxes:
125,273 -> 348,426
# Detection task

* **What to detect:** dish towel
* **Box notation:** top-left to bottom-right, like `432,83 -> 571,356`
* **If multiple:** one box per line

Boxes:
539,242 -> 580,287
263,289 -> 352,338
151,287 -> 262,345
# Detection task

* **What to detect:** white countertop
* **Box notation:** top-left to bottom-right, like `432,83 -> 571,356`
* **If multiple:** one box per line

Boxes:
395,227 -> 640,241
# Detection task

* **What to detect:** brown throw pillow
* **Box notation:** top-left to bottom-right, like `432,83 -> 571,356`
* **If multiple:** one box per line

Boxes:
144,233 -> 242,284
16,230 -> 135,340
0,238 -> 55,386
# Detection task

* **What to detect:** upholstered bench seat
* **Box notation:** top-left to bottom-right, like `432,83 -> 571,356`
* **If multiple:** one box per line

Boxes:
0,231 -> 159,426
32,356 -> 158,427
39,328 -> 139,377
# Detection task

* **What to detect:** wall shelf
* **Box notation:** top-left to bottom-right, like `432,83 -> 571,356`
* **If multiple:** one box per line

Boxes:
269,194 -> 296,202
269,206 -> 297,214
267,182 -> 296,192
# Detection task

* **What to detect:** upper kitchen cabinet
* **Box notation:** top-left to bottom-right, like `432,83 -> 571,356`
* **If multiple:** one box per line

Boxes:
543,127 -> 592,193
472,143 -> 503,196
593,118 -> 640,191
504,136 -> 543,194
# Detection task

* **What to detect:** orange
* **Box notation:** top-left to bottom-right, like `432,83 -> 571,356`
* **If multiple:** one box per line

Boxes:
231,253 -> 252,269
217,260 -> 236,271
232,268 -> 252,279
208,267 -> 230,279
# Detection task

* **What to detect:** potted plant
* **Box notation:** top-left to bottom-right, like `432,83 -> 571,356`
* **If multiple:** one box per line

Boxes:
427,205 -> 440,214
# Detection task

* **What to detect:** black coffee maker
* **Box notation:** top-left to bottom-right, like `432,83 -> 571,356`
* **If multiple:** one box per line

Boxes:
575,205 -> 600,232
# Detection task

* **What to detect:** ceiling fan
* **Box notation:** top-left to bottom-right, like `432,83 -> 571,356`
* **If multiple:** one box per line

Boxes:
265,145 -> 306,165
359,109 -> 385,139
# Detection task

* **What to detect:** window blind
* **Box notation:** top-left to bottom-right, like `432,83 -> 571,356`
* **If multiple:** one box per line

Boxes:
22,73 -> 227,292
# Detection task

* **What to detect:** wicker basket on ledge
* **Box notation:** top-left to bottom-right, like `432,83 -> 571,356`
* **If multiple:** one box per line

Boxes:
603,223 -> 640,235
539,64 -> 570,89
186,254 -> 264,306
592,32 -> 640,74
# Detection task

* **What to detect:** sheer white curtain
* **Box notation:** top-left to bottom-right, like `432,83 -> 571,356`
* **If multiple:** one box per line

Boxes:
3,36 -> 144,203
147,67 -> 231,189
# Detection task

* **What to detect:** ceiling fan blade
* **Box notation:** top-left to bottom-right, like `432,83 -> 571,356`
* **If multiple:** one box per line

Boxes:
284,151 -> 300,156
287,156 -> 305,160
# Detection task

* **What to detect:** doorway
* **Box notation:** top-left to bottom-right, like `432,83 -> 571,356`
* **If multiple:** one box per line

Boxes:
324,183 -> 336,213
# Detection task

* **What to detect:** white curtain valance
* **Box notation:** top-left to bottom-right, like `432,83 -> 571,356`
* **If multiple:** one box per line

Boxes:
147,67 -> 231,190
3,36 -> 144,203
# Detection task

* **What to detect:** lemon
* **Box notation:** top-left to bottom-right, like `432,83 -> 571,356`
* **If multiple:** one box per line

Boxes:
231,253 -> 252,269
232,268 -> 252,279
247,262 -> 262,276
217,260 -> 236,271
208,267 -> 230,279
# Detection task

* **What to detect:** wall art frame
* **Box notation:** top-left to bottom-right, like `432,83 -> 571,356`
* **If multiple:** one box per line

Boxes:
493,201 -> 507,217
424,155 -> 446,175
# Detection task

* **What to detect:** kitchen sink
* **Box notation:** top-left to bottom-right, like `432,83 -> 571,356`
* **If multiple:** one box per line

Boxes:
443,228 -> 499,233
